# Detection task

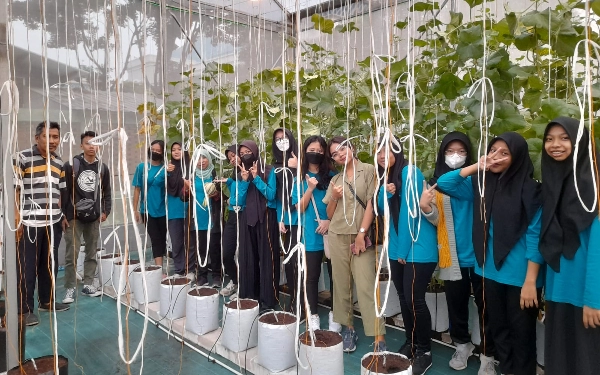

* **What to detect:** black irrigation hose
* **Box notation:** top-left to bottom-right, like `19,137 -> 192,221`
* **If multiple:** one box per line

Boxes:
243,309 -> 274,374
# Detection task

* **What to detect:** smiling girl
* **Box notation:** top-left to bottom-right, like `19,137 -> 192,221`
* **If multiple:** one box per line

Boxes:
437,132 -> 543,375
539,117 -> 600,375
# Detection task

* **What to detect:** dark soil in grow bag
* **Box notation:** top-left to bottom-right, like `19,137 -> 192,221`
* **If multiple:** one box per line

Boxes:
133,265 -> 161,272
114,259 -> 140,266
9,355 -> 68,375
100,254 -> 119,259
225,300 -> 258,310
189,287 -> 218,297
299,330 -> 342,347
259,312 -> 297,325
161,277 -> 190,286
362,353 -> 411,374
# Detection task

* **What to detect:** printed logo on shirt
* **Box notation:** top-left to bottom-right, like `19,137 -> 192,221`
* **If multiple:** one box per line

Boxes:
78,170 -> 97,192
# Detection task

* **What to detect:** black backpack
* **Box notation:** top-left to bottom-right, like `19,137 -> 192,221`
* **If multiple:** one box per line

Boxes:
72,157 -> 106,223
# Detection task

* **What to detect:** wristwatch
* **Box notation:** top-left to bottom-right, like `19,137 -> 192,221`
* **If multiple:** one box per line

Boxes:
359,227 -> 366,234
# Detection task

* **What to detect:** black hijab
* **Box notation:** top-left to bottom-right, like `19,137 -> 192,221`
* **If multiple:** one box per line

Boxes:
430,132 -> 473,192
472,132 -> 542,269
540,117 -> 598,272
166,142 -> 190,197
377,144 -> 407,234
272,128 -> 299,213
239,140 -> 271,227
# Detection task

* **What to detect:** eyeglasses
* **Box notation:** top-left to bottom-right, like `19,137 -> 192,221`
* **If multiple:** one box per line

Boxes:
444,149 -> 467,156
331,145 -> 347,159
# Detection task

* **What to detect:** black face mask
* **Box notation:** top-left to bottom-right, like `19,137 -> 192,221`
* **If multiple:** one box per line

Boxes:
305,152 -> 324,165
241,153 -> 257,169
151,152 -> 163,161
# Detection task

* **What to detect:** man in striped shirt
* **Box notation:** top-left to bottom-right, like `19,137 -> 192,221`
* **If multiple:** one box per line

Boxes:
14,121 -> 70,327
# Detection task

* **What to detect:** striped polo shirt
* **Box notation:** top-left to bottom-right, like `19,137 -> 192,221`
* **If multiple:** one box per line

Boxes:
14,145 -> 65,227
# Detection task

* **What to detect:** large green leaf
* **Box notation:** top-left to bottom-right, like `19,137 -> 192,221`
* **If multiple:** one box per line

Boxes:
506,12 -> 518,36
539,98 -> 580,121
522,89 -> 544,112
457,25 -> 484,62
514,33 -> 537,51
338,22 -> 360,33
492,100 -> 529,133
410,2 -> 439,11
311,14 -> 335,34
431,72 -> 466,99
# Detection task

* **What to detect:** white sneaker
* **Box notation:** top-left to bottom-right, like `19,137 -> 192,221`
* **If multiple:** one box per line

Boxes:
328,311 -> 342,333
479,354 -> 497,375
186,272 -> 196,283
220,280 -> 237,296
450,342 -> 475,370
228,293 -> 238,301
309,314 -> 321,331
62,287 -> 76,304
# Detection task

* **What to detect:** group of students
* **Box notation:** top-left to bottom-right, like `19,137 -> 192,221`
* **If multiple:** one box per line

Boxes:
133,117 -> 599,375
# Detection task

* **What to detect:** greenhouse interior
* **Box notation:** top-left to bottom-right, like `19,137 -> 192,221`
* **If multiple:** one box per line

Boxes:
0,0 -> 599,374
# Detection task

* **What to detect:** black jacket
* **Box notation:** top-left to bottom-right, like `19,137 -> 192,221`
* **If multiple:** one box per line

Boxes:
61,154 -> 112,222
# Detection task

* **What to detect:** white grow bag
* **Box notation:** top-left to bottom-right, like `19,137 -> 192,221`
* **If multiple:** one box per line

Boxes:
185,287 -> 219,335
298,330 -> 344,375
131,265 -> 162,305
112,260 -> 140,295
159,276 -> 191,320
220,299 -> 259,353
258,312 -> 297,372
99,253 -> 121,290
425,292 -> 449,332
360,352 -> 413,375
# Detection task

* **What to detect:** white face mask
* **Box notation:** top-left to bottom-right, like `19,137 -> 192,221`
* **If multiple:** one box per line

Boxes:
445,153 -> 467,169
275,138 -> 290,152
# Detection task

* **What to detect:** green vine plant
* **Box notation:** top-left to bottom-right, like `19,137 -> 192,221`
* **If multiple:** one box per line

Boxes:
138,0 -> 600,179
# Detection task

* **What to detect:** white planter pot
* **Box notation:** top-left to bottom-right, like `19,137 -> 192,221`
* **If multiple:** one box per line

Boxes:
360,352 -> 413,375
379,280 -> 402,317
159,276 -> 191,320
468,295 -> 481,345
298,330 -> 344,375
536,318 -> 544,366
99,253 -> 121,289
425,292 -> 449,332
258,312 -> 297,372
221,299 -> 259,352
112,260 -> 140,295
185,287 -> 219,335
131,265 -> 163,305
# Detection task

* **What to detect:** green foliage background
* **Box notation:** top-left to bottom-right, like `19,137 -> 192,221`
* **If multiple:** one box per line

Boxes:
139,0 -> 600,180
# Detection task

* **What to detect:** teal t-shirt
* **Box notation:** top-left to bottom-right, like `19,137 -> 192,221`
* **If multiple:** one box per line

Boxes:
292,171 -> 335,252
133,163 -> 166,218
226,178 -> 250,210
545,218 -> 600,309
378,166 -> 438,263
167,194 -> 188,220
252,168 -> 277,209
437,169 -> 544,287
190,175 -> 212,231
449,196 -> 476,267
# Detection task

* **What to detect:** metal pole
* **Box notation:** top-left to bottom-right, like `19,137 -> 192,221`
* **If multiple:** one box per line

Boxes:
0,0 -> 20,369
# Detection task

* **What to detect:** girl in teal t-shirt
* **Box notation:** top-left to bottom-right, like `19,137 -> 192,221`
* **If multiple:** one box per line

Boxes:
539,117 -> 600,375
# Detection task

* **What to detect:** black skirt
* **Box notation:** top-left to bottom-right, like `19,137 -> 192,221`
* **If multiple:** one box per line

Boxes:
545,301 -> 600,375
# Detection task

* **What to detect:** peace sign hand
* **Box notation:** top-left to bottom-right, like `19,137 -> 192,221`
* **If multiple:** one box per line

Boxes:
240,163 -> 250,181
478,148 -> 508,171
419,180 -> 437,213
249,161 -> 258,178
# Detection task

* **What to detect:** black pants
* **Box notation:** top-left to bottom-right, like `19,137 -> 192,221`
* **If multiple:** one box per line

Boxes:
545,301 -> 600,375
168,218 -> 194,275
146,215 -> 167,259
222,210 -> 250,286
17,222 -> 63,313
283,225 -> 300,312
189,230 -> 208,279
208,229 -> 222,279
445,267 -> 496,356
305,250 -> 325,314
390,260 -> 437,355
247,208 -> 280,309
485,279 -> 539,375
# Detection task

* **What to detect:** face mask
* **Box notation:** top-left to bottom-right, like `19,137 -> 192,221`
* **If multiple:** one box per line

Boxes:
241,153 -> 257,169
445,153 -> 467,169
151,152 -> 163,162
305,152 -> 324,165
275,138 -> 290,152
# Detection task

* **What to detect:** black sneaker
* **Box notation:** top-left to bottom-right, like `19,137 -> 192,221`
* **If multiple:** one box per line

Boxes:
23,313 -> 39,326
38,302 -> 70,312
398,341 -> 414,359
412,352 -> 432,375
